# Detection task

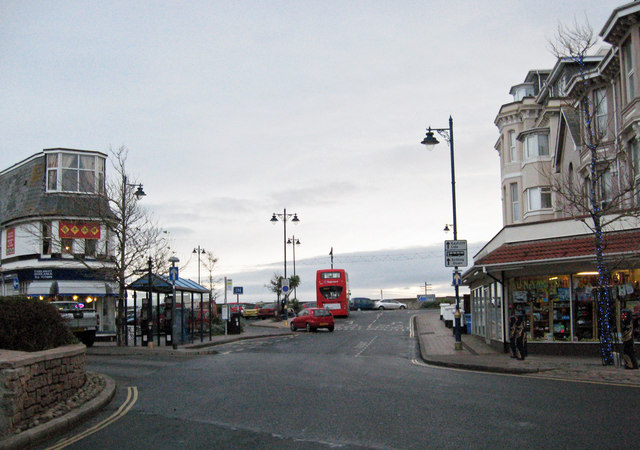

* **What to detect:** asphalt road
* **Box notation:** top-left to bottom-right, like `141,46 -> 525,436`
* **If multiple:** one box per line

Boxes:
40,310 -> 640,449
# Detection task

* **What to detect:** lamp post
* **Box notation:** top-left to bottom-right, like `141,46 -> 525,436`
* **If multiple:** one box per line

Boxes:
117,176 -> 146,346
169,256 -> 180,349
421,116 -> 463,351
193,246 -> 205,284
287,236 -> 301,299
270,209 -> 299,316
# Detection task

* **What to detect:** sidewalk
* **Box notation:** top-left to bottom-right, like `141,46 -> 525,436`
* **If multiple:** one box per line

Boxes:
414,310 -> 640,386
87,320 -> 292,356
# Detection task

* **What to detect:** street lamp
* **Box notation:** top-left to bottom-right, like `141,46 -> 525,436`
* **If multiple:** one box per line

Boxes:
287,236 -> 301,299
117,176 -> 146,346
193,246 -> 205,284
169,255 -> 180,349
270,209 -> 299,316
421,116 -> 463,351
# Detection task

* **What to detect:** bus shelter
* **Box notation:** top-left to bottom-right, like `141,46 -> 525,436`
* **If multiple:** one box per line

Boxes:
127,273 -> 213,346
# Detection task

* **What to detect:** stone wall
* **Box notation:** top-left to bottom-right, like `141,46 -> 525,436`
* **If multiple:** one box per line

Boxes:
0,344 -> 86,436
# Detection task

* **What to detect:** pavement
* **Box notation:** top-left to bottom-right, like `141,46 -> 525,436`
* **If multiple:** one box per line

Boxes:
3,312 -> 639,449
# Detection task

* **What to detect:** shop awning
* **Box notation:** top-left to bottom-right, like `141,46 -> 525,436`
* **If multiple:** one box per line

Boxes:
27,280 -> 117,296
57,281 -> 117,296
475,229 -> 640,269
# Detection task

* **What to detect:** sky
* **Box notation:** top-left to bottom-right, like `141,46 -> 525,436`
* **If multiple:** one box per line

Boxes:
0,1 -> 621,302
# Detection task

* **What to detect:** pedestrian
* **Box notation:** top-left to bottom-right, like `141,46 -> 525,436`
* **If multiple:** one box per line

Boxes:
508,315 -> 517,358
621,309 -> 638,370
514,315 -> 527,361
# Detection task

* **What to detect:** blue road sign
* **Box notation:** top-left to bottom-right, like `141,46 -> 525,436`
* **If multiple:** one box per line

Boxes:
233,287 -> 243,295
452,271 -> 462,286
169,266 -> 179,283
13,275 -> 19,291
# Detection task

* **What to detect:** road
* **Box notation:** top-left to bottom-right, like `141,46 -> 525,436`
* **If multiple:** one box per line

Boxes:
40,310 -> 640,449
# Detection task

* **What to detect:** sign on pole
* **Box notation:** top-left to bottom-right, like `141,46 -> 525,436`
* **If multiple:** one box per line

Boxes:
452,271 -> 462,286
281,278 -> 290,293
169,266 -> 179,283
444,240 -> 468,267
233,287 -> 243,295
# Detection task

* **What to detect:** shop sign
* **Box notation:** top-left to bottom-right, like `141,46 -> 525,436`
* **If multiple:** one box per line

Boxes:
6,228 -> 15,255
34,269 -> 54,280
59,221 -> 101,239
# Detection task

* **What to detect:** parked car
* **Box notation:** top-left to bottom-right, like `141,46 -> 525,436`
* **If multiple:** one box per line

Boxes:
242,303 -> 260,319
351,297 -> 376,311
374,299 -> 407,310
290,308 -> 334,332
258,303 -> 277,319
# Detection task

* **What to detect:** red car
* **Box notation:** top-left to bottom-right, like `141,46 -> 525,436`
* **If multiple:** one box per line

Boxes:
258,303 -> 277,320
290,308 -> 335,332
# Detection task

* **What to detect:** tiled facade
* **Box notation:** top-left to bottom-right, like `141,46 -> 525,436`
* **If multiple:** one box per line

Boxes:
464,2 -> 640,352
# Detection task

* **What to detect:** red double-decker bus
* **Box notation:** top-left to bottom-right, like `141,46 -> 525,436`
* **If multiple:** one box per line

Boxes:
316,269 -> 350,317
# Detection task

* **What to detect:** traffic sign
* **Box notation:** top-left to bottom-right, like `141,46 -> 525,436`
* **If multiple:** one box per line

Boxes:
452,271 -> 462,286
13,275 -> 19,291
169,266 -> 179,283
281,278 -> 290,293
233,286 -> 243,295
444,240 -> 468,267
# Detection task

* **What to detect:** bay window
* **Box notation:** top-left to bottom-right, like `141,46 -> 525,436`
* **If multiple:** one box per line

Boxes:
524,134 -> 549,160
46,151 -> 106,194
526,186 -> 552,211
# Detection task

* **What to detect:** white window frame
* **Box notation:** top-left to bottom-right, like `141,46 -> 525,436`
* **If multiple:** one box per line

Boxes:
509,131 -> 518,162
524,134 -> 549,160
593,88 -> 608,139
623,38 -> 635,102
526,186 -> 552,212
510,182 -> 520,222
45,151 -> 106,194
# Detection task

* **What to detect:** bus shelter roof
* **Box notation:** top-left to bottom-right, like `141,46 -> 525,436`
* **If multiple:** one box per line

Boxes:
127,273 -> 209,294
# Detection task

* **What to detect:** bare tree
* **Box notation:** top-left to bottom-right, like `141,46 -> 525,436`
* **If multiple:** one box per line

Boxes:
106,146 -> 170,346
549,21 -> 640,364
200,250 -> 220,302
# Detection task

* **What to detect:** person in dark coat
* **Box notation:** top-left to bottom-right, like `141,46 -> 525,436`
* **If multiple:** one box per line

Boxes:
508,315 -> 517,358
514,315 -> 527,361
621,309 -> 638,370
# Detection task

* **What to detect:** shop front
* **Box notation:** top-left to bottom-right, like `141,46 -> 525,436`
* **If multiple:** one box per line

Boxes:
464,226 -> 640,355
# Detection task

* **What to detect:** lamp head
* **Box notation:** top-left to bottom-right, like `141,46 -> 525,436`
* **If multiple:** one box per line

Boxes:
421,128 -> 439,151
134,184 -> 146,199
169,256 -> 180,265
292,214 -> 300,223
270,213 -> 278,223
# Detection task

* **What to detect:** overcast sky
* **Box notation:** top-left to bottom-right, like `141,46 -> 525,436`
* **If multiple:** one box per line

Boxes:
1,1 -> 619,302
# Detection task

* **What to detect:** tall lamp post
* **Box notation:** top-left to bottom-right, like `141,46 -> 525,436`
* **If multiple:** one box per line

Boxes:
117,176 -> 146,346
193,246 -> 205,284
421,116 -> 463,351
169,256 -> 180,349
270,209 -> 299,316
287,236 -> 301,299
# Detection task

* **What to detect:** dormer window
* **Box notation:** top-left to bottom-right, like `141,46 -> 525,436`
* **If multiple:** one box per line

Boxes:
45,150 -> 105,194
510,83 -> 535,102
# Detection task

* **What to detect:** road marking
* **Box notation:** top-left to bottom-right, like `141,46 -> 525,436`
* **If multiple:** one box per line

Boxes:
410,359 -> 640,389
409,315 -> 417,338
355,336 -> 377,357
46,386 -> 138,449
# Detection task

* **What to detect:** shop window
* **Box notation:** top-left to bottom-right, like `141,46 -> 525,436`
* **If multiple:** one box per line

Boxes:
42,221 -> 52,255
85,239 -> 97,257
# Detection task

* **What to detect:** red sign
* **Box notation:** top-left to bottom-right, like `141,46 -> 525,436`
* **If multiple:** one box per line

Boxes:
59,222 -> 101,239
6,228 -> 15,255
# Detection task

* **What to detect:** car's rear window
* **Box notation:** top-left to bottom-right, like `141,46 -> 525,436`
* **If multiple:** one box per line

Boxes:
313,309 -> 331,317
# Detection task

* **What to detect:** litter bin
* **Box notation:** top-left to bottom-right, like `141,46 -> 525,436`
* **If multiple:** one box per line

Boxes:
228,312 -> 242,334
465,314 -> 472,334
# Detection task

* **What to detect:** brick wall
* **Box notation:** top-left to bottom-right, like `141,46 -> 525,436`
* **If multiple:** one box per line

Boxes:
0,344 -> 86,436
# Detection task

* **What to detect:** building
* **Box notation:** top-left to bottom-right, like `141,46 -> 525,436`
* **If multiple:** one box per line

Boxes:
463,2 -> 640,354
0,148 -> 118,334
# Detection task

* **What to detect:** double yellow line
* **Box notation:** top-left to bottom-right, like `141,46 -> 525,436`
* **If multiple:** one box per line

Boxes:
47,386 -> 138,450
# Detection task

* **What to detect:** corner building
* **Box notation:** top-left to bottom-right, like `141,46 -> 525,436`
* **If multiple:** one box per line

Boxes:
463,2 -> 640,355
0,148 -> 118,334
